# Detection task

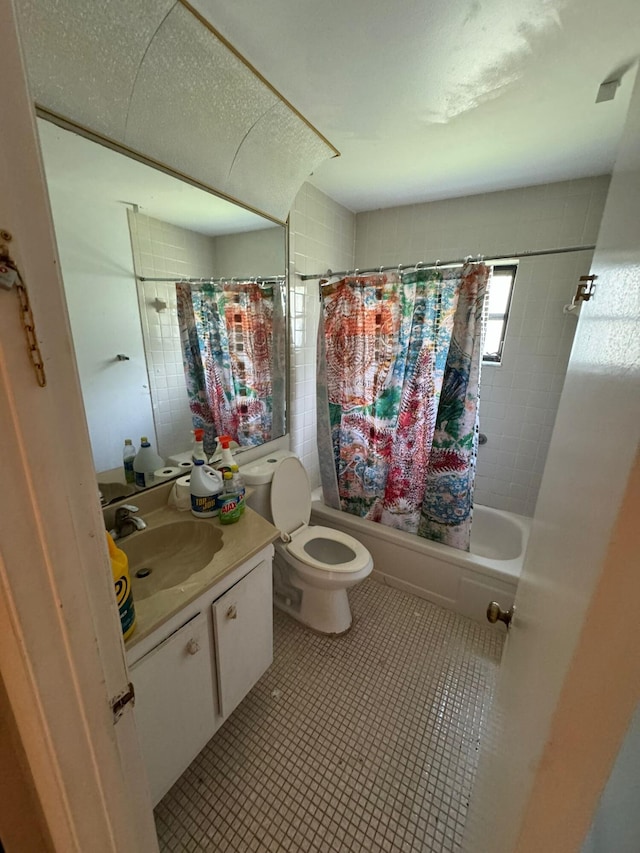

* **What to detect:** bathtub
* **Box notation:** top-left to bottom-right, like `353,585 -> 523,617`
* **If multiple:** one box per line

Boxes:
310,490 -> 530,625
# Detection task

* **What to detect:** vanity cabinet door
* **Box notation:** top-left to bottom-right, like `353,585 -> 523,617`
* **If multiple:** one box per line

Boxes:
130,611 -> 216,806
212,560 -> 273,719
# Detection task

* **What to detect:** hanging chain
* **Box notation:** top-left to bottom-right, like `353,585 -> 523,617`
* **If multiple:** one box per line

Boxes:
0,229 -> 47,387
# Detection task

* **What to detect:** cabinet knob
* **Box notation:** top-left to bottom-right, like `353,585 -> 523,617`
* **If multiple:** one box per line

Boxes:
186,639 -> 200,655
226,605 -> 237,620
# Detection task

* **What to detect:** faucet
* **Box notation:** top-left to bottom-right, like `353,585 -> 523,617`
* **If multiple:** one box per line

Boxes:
112,505 -> 147,539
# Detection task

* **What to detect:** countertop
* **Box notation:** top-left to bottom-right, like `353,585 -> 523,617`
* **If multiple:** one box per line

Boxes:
104,482 -> 279,649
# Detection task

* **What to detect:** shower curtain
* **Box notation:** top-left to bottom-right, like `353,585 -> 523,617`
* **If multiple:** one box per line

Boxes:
316,263 -> 490,551
177,281 -> 285,455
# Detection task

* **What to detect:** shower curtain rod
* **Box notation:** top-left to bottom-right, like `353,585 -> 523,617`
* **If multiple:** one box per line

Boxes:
298,244 -> 596,281
138,275 -> 286,284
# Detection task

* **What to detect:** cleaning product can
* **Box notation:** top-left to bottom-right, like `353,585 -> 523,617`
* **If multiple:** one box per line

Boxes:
190,459 -> 222,518
133,436 -> 164,489
218,471 -> 242,524
106,531 -> 136,640
123,439 -> 136,484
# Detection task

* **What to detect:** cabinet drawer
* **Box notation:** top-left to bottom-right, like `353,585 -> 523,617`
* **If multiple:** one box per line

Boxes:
212,560 -> 273,719
130,611 -> 216,805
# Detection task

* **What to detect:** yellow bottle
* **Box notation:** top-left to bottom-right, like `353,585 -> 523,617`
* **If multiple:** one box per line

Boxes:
106,531 -> 136,641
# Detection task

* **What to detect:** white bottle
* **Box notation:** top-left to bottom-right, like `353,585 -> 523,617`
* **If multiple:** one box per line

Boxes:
133,436 -> 164,489
122,439 -> 136,484
190,459 -> 222,518
214,434 -> 236,474
191,428 -> 208,464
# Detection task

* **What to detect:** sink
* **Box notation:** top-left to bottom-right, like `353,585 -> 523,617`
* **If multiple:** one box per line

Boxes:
120,521 -> 223,600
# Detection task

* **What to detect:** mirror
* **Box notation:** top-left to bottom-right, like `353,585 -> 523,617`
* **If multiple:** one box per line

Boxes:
37,119 -> 288,495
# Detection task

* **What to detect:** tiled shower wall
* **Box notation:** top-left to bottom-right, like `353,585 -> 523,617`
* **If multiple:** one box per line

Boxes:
289,184 -> 356,487
354,175 -> 610,516
128,211 -> 216,459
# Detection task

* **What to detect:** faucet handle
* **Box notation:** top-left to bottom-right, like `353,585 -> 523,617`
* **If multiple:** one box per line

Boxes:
120,504 -> 139,514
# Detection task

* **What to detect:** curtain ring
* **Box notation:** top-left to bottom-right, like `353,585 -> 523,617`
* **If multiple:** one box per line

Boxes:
415,261 -> 424,270
435,259 -> 441,268
397,264 -> 403,276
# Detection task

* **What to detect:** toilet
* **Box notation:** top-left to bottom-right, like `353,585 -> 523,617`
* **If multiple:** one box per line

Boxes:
240,452 -> 373,635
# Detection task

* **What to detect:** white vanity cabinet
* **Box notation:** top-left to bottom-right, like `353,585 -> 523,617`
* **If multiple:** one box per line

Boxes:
126,545 -> 273,806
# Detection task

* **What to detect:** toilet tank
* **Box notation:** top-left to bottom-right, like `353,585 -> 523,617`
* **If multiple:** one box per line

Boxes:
239,450 -> 297,524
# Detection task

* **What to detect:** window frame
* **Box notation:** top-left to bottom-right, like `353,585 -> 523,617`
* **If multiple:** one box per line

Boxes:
482,263 -> 518,364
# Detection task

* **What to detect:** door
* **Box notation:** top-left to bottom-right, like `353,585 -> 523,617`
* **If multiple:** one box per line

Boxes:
212,560 -> 273,718
130,612 -> 217,805
464,68 -> 640,853
0,3 -> 157,850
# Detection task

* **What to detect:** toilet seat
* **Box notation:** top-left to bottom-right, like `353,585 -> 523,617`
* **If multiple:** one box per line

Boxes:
286,525 -> 372,574
271,458 -> 371,575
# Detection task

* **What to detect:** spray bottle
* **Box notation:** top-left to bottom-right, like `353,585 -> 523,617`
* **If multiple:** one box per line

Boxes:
214,435 -> 236,475
191,428 -> 208,464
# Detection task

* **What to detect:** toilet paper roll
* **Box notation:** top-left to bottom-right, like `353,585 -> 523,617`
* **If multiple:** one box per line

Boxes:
153,466 -> 182,482
177,460 -> 193,470
169,474 -> 192,511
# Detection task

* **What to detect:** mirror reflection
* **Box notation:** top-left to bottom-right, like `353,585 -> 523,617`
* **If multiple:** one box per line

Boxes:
37,119 -> 287,498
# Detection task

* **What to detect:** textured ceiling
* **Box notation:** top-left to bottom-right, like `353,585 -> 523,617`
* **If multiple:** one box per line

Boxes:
15,0 -> 337,223
191,0 -> 640,211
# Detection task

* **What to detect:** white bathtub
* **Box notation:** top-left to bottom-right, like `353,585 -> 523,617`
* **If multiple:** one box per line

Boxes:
310,491 -> 530,626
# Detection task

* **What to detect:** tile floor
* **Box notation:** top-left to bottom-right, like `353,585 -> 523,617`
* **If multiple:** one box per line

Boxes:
155,579 -> 503,852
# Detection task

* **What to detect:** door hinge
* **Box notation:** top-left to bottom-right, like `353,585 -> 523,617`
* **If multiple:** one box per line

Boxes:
575,274 -> 597,303
111,682 -> 135,723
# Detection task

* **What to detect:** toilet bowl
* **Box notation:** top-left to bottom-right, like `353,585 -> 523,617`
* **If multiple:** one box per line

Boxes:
240,453 -> 373,634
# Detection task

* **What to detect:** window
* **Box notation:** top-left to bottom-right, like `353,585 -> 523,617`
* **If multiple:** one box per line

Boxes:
483,264 -> 517,363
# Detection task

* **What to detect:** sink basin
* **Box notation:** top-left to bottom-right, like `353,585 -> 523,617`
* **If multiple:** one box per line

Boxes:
120,521 -> 223,600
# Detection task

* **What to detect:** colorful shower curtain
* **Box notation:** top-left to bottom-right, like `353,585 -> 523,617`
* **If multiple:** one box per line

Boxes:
177,281 -> 285,455
316,263 -> 490,551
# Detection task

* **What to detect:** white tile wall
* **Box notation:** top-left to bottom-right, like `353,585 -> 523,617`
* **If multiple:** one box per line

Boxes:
288,183 -> 356,487
214,227 -> 285,278
355,176 -> 610,515
128,212 -> 217,459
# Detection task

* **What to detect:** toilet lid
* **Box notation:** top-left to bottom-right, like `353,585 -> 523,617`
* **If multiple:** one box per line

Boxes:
270,457 -> 311,535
